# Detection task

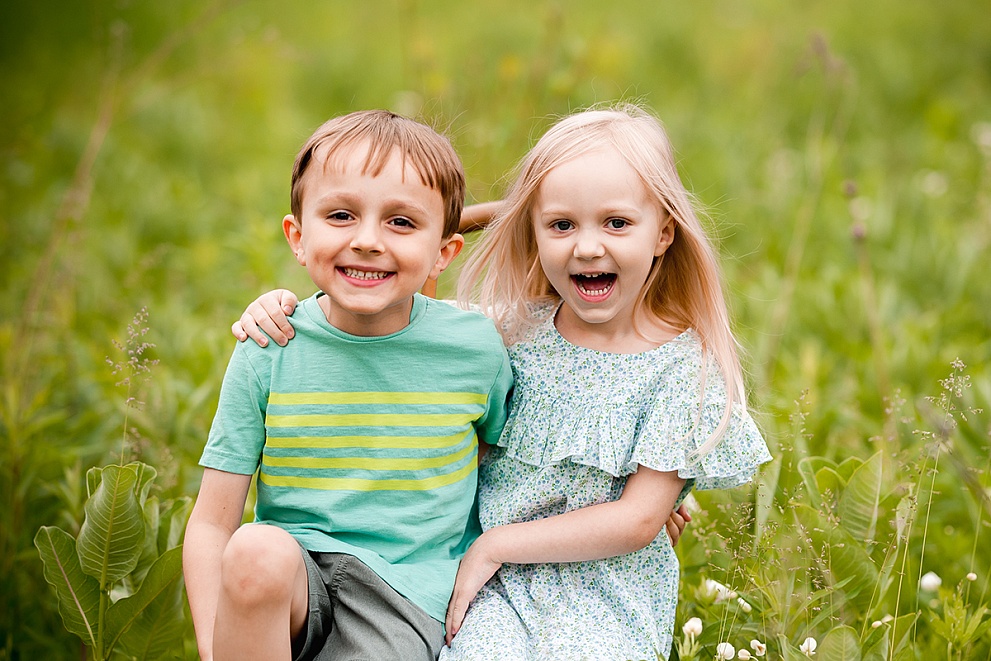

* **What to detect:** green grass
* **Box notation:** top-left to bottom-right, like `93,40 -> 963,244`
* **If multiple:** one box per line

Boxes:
1,1 -> 989,658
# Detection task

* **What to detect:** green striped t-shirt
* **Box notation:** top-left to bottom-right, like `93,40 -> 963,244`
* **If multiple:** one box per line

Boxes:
201,293 -> 513,621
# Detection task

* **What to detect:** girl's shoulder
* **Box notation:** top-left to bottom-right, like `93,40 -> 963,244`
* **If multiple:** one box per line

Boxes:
500,300 -> 559,345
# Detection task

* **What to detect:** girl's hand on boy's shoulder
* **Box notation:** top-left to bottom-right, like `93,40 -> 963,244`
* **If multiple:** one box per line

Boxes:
445,532 -> 502,645
232,289 -> 299,347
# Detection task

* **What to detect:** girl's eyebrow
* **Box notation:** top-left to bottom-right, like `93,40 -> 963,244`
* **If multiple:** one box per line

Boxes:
536,205 -> 642,218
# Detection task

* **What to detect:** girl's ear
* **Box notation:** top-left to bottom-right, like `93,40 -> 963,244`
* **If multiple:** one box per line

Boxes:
284,214 -> 306,266
430,233 -> 466,279
654,211 -> 676,257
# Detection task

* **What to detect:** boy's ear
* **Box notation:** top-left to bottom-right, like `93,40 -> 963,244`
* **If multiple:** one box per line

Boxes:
653,212 -> 676,257
284,214 -> 306,266
429,233 -> 465,280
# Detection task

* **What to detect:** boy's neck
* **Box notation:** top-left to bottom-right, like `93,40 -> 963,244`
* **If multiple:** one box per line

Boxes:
317,293 -> 416,337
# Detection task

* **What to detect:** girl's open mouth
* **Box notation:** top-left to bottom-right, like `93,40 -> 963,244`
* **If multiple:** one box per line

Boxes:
572,273 -> 616,300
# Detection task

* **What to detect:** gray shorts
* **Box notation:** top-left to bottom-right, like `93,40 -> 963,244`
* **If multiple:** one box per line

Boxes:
292,549 -> 445,661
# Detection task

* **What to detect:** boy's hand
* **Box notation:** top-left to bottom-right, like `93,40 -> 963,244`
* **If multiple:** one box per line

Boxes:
444,533 -> 502,646
231,289 -> 299,347
665,503 -> 692,547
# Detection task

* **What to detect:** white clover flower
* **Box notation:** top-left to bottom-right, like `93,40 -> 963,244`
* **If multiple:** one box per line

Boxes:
800,637 -> 817,657
716,642 -> 736,660
703,578 -> 737,602
738,650 -> 752,660
683,617 -> 703,639
967,572 -> 977,581
737,597 -> 752,613
750,639 -> 766,656
920,571 -> 942,592
881,614 -> 894,623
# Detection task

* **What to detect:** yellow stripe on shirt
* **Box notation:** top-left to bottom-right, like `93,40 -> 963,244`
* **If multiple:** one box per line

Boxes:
266,413 -> 479,428
269,391 -> 488,406
259,459 -> 477,492
264,432 -> 468,449
262,441 -> 475,471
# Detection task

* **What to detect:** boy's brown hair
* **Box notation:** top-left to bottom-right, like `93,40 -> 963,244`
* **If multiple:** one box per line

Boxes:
290,110 -> 465,237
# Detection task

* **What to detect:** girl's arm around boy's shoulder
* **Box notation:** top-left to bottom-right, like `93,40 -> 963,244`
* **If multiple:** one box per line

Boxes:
445,466 -> 685,641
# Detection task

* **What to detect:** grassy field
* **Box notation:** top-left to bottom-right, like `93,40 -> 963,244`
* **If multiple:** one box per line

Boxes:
2,1 -> 989,658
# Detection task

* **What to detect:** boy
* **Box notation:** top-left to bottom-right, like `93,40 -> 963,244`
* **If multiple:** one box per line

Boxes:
183,110 -> 513,661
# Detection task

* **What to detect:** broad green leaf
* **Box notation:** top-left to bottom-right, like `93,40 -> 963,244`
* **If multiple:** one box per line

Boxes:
797,456 -> 833,508
132,462 -> 158,506
861,622 -> 889,661
794,504 -> 878,611
888,613 -> 918,658
894,494 -> 913,542
835,457 -> 864,482
106,546 -> 185,659
839,452 -> 883,541
815,467 -> 846,506
157,496 -> 191,555
775,633 -> 810,661
34,526 -> 101,648
818,626 -> 861,661
77,463 -> 146,587
86,465 -> 104,499
131,495 -> 163,590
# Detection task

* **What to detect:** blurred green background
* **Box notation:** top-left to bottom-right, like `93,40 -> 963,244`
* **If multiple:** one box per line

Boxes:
2,1 -> 989,658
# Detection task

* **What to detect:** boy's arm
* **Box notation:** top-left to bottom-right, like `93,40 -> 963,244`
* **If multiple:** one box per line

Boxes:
445,466 -> 685,642
183,468 -> 253,661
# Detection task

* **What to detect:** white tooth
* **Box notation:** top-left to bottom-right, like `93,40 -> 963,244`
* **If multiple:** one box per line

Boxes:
345,268 -> 387,280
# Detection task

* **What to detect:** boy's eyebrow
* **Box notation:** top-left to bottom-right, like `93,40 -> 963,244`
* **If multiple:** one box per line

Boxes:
313,191 -> 435,217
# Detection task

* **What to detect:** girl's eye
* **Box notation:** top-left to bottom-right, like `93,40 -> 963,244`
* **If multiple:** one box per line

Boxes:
607,218 -> 629,229
551,220 -> 573,232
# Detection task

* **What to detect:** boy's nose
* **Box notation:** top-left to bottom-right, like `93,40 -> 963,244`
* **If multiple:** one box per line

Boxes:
350,220 -> 385,253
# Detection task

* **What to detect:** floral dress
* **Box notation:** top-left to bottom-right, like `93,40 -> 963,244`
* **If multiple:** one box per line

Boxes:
440,305 -> 772,661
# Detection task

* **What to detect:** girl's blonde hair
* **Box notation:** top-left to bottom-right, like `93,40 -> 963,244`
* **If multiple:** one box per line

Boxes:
458,103 -> 745,453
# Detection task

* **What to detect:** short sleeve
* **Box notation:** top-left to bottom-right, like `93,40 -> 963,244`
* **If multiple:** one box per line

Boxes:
476,344 -> 514,446
200,342 -> 270,475
631,345 -> 772,491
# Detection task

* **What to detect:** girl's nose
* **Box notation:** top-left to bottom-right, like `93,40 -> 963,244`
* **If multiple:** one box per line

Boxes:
350,219 -> 384,253
573,230 -> 606,259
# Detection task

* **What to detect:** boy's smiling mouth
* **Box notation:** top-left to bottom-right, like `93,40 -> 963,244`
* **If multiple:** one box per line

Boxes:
339,267 -> 394,282
572,272 -> 616,300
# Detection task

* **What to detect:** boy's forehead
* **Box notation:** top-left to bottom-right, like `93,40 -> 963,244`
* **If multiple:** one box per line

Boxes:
312,141 -> 424,185
300,141 -> 445,217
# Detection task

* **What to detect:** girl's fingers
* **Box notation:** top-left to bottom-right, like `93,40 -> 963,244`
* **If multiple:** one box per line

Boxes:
231,320 -> 248,342
445,599 -> 465,645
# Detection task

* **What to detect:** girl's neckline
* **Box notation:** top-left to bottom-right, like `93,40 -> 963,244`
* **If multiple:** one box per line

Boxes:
547,302 -> 691,356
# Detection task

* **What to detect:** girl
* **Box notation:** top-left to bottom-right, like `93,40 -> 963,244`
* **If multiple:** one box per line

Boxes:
235,104 -> 771,660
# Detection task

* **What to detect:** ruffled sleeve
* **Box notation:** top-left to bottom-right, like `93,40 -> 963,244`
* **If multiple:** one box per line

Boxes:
631,338 -> 772,491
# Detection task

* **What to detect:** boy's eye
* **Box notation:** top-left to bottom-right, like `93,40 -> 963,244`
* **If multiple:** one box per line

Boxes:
327,211 -> 353,222
389,216 -> 415,229
607,218 -> 629,229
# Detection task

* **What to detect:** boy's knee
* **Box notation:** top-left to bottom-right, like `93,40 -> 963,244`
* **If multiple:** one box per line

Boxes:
221,525 -> 302,607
